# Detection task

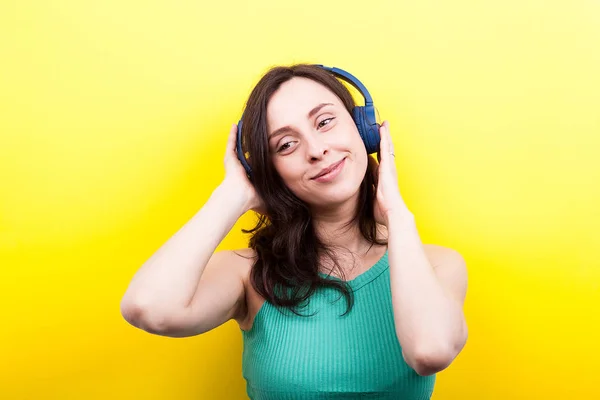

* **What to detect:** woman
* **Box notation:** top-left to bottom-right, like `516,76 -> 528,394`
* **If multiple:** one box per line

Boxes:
121,64 -> 468,399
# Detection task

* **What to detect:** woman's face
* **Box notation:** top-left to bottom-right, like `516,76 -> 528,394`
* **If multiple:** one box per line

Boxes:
266,77 -> 368,209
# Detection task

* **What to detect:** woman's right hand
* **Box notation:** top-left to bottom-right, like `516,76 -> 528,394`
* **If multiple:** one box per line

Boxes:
220,123 -> 267,215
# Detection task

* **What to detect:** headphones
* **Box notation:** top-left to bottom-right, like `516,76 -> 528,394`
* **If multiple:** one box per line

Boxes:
236,64 -> 380,180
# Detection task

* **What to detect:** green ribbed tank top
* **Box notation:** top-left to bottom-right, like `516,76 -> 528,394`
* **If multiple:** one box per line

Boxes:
241,250 -> 436,399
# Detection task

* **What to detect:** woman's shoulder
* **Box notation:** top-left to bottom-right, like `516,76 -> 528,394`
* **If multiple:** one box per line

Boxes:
222,248 -> 265,331
222,247 -> 257,275
225,247 -> 260,290
229,247 -> 258,259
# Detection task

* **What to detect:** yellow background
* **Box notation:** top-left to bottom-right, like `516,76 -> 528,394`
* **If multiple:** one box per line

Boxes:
1,1 -> 599,399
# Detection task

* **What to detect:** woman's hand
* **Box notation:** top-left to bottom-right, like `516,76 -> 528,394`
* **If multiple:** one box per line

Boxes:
220,123 -> 267,215
371,121 -> 414,226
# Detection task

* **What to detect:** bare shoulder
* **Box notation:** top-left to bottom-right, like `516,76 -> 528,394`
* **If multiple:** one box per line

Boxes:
422,244 -> 464,268
214,247 -> 257,324
376,223 -> 464,269
233,248 -> 257,277
223,248 -> 268,331
215,247 -> 256,281
423,244 -> 468,305
227,247 -> 258,261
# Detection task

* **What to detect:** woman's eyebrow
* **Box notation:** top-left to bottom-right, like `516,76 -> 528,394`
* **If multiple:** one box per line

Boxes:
308,102 -> 334,119
268,102 -> 334,140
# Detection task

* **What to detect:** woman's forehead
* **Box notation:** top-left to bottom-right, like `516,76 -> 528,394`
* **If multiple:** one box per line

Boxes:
266,78 -> 341,126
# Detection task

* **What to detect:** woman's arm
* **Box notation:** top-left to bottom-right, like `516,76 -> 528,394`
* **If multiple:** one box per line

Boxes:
120,181 -> 251,336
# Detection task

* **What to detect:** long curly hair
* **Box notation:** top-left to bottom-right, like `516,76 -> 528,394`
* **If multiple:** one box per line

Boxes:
236,64 -> 386,317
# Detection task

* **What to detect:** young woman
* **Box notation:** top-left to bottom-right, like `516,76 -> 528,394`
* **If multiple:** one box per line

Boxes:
121,64 -> 468,399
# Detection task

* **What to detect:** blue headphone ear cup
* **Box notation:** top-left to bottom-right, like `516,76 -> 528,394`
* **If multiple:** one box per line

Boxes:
352,106 -> 380,154
236,119 -> 253,180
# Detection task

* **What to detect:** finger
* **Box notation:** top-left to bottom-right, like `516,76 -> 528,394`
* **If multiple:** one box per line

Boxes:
228,123 -> 238,153
228,123 -> 240,160
224,123 -> 238,166
377,121 -> 385,163
384,121 -> 394,155
383,121 -> 399,176
379,121 -> 389,160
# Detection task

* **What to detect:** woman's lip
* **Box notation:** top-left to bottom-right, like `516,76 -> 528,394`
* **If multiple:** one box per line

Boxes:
313,158 -> 345,179
312,158 -> 346,182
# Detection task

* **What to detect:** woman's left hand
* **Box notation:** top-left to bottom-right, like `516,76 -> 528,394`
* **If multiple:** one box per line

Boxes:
371,121 -> 414,226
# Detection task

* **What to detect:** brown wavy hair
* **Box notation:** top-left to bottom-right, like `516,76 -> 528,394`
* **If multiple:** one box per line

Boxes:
236,64 -> 386,317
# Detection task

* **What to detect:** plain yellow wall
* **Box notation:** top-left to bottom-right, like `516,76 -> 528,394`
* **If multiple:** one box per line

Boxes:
1,1 -> 599,399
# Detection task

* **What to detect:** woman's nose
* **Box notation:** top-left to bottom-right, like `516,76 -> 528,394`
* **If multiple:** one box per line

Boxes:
305,133 -> 329,160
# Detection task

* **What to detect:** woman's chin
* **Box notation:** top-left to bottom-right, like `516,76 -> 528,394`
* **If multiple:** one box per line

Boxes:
304,183 -> 362,209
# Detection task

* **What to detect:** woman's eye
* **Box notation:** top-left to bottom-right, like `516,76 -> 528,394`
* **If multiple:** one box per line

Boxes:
277,142 -> 293,152
275,118 -> 334,153
317,117 -> 335,129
